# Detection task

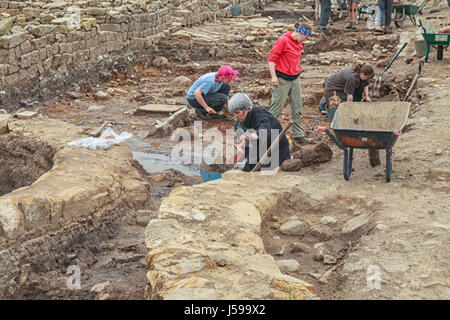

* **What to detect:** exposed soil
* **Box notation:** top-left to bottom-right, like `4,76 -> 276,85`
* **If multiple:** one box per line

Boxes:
4,3 -> 449,299
0,134 -> 55,196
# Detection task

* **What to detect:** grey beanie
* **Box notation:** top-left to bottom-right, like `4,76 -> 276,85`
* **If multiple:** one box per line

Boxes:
228,93 -> 253,112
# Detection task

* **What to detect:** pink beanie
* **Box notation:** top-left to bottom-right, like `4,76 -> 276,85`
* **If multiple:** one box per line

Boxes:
215,65 -> 239,82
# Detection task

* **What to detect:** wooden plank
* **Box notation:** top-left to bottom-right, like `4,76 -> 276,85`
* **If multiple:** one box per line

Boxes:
134,104 -> 185,115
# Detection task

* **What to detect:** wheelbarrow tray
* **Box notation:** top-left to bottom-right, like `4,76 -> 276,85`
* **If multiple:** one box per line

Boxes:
324,102 -> 411,182
393,4 -> 422,15
330,101 -> 410,148
421,32 -> 450,46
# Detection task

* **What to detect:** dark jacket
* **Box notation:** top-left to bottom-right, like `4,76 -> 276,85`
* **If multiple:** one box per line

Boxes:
241,107 -> 291,172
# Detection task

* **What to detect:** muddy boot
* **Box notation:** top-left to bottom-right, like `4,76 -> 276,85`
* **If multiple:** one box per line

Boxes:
318,97 -> 328,115
352,23 -> 357,29
346,22 -> 353,29
292,137 -> 312,150
384,26 -> 392,34
373,27 -> 385,34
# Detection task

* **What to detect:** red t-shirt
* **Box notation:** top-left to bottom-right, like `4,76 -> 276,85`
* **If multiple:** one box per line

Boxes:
268,32 -> 303,76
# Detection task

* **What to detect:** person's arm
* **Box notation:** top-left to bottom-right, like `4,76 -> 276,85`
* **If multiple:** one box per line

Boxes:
194,88 -> 216,114
364,85 -> 372,102
268,37 -> 285,87
268,62 -> 278,86
346,94 -> 353,102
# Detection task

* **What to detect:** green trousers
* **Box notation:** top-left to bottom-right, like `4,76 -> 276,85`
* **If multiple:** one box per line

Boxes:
268,77 -> 304,138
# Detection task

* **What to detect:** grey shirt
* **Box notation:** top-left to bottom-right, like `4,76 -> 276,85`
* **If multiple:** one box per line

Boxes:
325,67 -> 361,95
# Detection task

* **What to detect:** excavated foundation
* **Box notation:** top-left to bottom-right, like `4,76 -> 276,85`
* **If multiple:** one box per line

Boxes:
0,116 -> 150,298
143,170 -> 381,300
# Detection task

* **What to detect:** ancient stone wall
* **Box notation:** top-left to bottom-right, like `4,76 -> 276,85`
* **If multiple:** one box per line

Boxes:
0,0 -> 270,109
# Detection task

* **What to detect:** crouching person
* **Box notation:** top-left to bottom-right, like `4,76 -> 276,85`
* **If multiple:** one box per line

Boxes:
228,93 -> 291,172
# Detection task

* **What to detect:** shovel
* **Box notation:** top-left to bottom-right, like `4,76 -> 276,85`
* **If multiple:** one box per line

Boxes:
372,42 -> 408,96
251,122 -> 292,172
403,59 -> 424,102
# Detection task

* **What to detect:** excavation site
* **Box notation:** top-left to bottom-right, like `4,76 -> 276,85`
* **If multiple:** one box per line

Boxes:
0,0 -> 449,301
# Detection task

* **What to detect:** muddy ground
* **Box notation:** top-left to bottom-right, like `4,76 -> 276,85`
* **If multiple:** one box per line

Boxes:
5,2 -> 449,299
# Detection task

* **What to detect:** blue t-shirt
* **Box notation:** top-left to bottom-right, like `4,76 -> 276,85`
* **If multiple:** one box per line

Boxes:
187,72 -> 223,100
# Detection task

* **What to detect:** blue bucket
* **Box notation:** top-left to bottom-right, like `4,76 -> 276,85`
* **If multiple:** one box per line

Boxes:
231,5 -> 241,16
327,108 -> 337,121
200,169 -> 222,182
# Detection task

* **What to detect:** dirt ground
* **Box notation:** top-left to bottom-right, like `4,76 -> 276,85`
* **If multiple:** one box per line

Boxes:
8,2 -> 449,299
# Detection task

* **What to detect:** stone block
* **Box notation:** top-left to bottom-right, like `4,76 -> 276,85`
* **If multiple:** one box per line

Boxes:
28,24 -> 55,37
0,17 -> 13,36
0,32 -> 26,49
4,72 -> 19,85
31,37 -> 47,49
20,40 -> 31,54
39,47 -> 47,60
86,8 -> 107,16
0,63 -> 7,76
101,24 -> 122,32
16,111 -> 38,119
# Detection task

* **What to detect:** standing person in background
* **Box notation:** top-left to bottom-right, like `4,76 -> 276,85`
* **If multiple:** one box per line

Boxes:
346,0 -> 359,29
374,0 -> 394,34
267,21 -> 313,147
319,0 -> 332,35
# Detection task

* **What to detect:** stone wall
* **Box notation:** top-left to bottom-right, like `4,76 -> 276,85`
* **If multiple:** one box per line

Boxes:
0,0 -> 270,109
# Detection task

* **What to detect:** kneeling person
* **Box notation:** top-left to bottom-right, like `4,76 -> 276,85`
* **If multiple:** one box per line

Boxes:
187,65 -> 239,116
228,93 -> 291,172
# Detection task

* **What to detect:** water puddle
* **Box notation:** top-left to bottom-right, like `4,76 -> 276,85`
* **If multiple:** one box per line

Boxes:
132,150 -> 200,176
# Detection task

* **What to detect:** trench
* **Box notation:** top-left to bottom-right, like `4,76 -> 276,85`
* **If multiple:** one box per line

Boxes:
260,192 -> 381,299
0,135 -> 55,197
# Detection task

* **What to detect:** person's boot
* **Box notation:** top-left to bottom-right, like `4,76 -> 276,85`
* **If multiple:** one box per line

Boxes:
351,22 -> 357,29
384,26 -> 392,34
374,27 -> 385,34
319,97 -> 328,115
292,137 -> 312,146
346,22 -> 353,29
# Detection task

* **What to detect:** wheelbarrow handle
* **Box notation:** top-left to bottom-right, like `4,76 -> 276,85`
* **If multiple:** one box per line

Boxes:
315,126 -> 345,150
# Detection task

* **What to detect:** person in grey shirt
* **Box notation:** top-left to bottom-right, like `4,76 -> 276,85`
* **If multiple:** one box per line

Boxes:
319,63 -> 374,113
324,63 -> 374,103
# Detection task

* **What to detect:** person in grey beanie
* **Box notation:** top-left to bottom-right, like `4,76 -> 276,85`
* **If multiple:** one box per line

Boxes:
228,93 -> 291,172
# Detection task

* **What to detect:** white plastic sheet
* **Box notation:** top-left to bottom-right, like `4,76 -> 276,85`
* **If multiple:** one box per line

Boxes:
68,127 -> 133,150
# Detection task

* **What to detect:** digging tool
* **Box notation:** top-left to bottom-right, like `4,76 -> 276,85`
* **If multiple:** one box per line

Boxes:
372,42 -> 408,96
251,121 -> 292,172
89,121 -> 112,137
403,59 -> 424,101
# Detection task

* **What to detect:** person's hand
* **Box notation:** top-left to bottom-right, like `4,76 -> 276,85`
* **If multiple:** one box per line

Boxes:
205,106 -> 216,114
271,77 -> 279,87
243,132 -> 258,142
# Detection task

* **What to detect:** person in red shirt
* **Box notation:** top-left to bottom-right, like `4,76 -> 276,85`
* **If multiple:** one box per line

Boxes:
267,21 -> 313,146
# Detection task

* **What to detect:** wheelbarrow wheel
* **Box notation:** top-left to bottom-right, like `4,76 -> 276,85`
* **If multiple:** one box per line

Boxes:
394,11 -> 404,28
343,148 -> 353,181
369,149 -> 381,167
437,46 -> 444,61
386,149 -> 392,182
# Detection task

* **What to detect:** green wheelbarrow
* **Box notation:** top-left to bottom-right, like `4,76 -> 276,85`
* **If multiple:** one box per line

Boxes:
393,3 -> 426,27
419,21 -> 450,62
